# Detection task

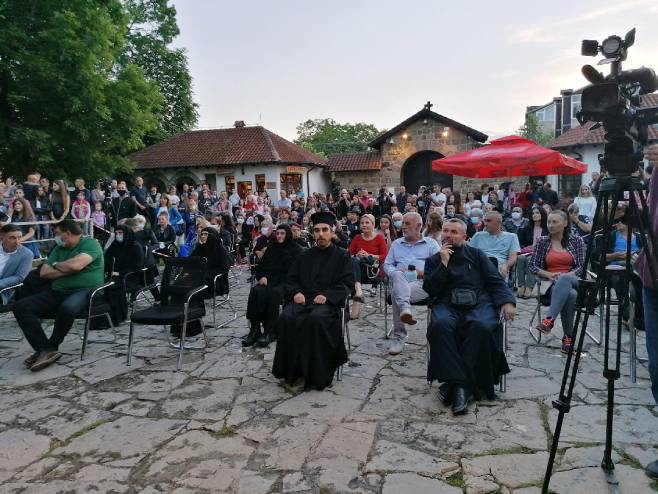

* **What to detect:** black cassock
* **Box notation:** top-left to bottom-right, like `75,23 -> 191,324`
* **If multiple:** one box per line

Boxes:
272,244 -> 354,390
423,244 -> 515,399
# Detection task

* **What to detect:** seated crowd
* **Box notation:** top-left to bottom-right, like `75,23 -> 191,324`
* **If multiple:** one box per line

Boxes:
1,169 -> 655,417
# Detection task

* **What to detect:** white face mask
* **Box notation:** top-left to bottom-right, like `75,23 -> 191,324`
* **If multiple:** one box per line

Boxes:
511,212 -> 522,220
261,227 -> 270,235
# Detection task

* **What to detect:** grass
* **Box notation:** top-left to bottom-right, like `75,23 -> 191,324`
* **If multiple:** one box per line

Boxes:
46,419 -> 112,454
475,445 -> 536,457
444,471 -> 466,489
213,425 -> 236,437
539,400 -> 553,449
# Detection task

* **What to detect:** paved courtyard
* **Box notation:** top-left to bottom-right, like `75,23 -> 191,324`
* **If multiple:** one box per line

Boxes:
0,268 -> 657,493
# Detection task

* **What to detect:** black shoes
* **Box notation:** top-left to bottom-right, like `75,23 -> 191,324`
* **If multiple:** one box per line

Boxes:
242,327 -> 260,347
438,383 -> 453,406
646,459 -> 658,480
451,386 -> 472,415
255,329 -> 276,348
30,351 -> 62,372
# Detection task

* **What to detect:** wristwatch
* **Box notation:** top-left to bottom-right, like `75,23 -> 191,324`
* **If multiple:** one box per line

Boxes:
52,262 -> 60,271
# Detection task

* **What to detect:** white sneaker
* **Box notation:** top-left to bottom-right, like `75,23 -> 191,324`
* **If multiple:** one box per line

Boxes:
388,339 -> 404,355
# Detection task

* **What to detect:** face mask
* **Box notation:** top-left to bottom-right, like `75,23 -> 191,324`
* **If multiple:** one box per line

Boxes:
54,235 -> 65,247
115,234 -> 124,243
261,227 -> 270,235
137,224 -> 145,231
394,220 -> 402,229
470,217 -> 481,224
118,189 -> 126,196
512,212 -> 522,220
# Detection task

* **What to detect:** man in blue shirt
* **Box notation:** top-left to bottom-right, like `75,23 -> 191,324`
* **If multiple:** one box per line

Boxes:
470,212 -> 520,280
383,212 -> 440,355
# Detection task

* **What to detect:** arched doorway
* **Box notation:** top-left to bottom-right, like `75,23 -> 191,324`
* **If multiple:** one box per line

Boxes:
401,151 -> 453,195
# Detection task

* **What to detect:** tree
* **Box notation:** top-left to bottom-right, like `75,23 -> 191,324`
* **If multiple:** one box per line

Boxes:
0,0 -> 163,179
294,119 -> 383,159
122,0 -> 198,144
518,114 -> 554,147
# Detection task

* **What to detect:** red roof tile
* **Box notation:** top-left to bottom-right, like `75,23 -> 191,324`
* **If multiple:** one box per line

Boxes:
549,93 -> 658,149
326,152 -> 383,172
129,126 -> 326,169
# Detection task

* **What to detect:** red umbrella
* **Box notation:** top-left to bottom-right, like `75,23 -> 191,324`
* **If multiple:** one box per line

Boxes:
431,135 -> 588,178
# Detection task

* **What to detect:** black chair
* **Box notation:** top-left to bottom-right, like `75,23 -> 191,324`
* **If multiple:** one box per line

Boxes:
0,283 -> 23,341
127,257 -> 209,370
210,272 -> 237,329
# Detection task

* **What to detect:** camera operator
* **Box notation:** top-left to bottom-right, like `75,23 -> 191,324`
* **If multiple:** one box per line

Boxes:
377,187 -> 393,216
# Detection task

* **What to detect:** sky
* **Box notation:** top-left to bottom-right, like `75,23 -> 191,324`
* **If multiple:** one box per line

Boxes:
172,0 -> 658,142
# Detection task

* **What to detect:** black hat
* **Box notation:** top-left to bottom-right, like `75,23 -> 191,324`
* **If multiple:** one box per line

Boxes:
310,211 -> 336,227
350,206 -> 362,214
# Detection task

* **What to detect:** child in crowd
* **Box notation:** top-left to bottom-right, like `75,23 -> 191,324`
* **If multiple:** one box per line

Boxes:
71,190 -> 91,234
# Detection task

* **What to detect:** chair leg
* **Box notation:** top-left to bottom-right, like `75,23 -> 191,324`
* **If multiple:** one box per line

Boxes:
527,297 -> 542,344
127,320 -> 135,366
178,319 -> 187,370
500,320 -> 507,393
80,317 -> 90,361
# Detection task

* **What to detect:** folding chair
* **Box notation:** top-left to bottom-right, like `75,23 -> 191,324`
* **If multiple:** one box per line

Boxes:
0,283 -> 24,341
127,257 -> 209,370
79,281 -> 117,360
335,296 -> 352,381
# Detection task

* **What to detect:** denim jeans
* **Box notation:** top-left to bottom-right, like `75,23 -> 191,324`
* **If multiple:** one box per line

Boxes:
643,286 -> 658,405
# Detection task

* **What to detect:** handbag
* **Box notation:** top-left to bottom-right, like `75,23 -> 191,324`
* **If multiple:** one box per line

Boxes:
450,288 -> 478,310
539,280 -> 554,296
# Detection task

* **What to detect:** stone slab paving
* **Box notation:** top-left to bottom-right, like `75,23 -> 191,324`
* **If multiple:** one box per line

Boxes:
0,269 -> 657,493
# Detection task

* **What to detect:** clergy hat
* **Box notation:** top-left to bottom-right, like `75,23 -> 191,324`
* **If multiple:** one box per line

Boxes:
310,211 -> 336,227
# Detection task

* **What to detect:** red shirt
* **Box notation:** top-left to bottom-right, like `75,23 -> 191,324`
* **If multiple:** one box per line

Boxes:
546,248 -> 573,273
348,233 -> 388,263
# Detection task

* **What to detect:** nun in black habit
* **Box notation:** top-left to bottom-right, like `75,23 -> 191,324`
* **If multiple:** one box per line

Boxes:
244,224 -> 303,348
423,218 -> 516,413
272,211 -> 354,391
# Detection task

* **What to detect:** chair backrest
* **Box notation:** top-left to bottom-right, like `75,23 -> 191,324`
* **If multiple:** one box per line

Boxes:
160,257 -> 207,306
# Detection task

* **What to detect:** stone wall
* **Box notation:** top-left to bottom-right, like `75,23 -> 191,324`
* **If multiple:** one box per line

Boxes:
332,118 -> 530,196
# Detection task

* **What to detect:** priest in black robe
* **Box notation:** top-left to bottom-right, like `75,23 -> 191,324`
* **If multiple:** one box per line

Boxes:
272,211 -> 354,390
423,218 -> 516,414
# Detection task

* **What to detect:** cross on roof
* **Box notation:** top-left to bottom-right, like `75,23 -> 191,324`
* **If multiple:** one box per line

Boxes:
424,101 -> 433,111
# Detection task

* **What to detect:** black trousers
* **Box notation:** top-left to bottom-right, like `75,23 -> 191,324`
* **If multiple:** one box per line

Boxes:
246,283 -> 284,330
427,301 -> 509,400
13,287 -> 92,353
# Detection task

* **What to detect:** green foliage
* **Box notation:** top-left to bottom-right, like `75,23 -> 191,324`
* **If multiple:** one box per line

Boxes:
0,0 -> 164,179
294,119 -> 382,159
518,114 -> 554,147
122,0 -> 198,143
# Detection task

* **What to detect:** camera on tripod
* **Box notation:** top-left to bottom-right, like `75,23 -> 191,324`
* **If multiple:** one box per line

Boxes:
576,28 -> 658,175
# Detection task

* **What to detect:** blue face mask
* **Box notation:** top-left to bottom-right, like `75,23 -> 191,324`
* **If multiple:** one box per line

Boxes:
115,234 -> 124,243
54,235 -> 65,247
394,220 -> 402,229
470,217 -> 481,224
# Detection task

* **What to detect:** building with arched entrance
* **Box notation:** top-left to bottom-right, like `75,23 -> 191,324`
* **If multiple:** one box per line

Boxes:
327,103 -> 488,195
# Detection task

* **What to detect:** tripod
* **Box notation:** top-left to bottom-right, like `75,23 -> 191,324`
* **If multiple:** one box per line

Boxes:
542,175 -> 657,493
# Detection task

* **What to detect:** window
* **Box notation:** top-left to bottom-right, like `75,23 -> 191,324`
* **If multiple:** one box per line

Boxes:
533,104 -> 554,122
255,174 -> 265,194
225,176 -> 235,194
571,94 -> 582,119
280,173 -> 302,195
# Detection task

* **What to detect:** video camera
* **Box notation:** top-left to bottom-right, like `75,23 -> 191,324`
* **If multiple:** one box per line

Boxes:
577,28 -> 658,175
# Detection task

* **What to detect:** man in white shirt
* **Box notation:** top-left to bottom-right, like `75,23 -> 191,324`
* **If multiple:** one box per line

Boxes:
229,190 -> 241,207
430,185 -> 446,208
276,190 -> 292,209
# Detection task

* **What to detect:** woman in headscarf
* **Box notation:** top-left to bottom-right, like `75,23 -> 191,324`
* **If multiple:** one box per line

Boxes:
243,224 -> 303,348
104,224 -> 145,283
171,227 -> 231,338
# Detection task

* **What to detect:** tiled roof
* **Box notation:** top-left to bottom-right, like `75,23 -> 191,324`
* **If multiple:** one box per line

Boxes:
549,93 -> 658,149
326,152 -> 383,172
129,126 -> 326,169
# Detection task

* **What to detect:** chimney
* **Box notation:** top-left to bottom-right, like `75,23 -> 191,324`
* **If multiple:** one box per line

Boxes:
234,120 -> 246,128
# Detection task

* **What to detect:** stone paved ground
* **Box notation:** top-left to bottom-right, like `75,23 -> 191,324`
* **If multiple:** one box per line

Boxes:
1,268 -> 657,493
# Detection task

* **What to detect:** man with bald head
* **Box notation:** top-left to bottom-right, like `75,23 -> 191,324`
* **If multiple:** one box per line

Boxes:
470,211 -> 519,280
383,212 -> 440,355
424,218 -> 516,414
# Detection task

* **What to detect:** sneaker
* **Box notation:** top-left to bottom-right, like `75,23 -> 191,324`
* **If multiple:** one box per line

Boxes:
537,316 -> 554,335
30,351 -> 62,372
388,339 -> 404,355
561,336 -> 574,354
400,311 -> 417,326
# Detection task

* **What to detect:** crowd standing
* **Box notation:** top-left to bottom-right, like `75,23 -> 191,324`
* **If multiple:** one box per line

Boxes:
0,168 -> 656,424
